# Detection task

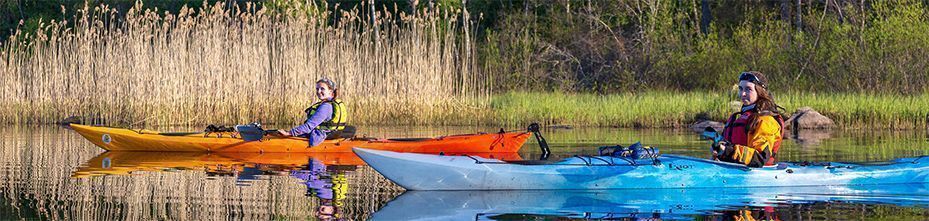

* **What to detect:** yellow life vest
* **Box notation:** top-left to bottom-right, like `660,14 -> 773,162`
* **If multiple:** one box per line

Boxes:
306,99 -> 348,131
331,173 -> 348,206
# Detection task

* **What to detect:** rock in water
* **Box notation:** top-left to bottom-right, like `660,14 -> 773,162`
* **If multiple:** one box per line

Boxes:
691,120 -> 724,133
786,107 -> 835,129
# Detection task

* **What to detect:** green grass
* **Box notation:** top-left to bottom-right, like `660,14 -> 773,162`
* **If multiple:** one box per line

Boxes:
492,91 -> 929,129
778,93 -> 929,129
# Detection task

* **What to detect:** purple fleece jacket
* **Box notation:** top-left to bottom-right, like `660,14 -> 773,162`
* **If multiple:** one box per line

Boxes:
289,102 -> 333,147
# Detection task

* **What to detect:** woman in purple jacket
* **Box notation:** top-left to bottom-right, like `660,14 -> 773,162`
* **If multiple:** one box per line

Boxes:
277,78 -> 348,147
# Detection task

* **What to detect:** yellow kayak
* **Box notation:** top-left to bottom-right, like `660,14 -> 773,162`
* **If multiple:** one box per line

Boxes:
70,124 -> 531,153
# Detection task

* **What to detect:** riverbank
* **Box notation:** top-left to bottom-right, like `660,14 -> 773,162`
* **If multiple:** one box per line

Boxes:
491,91 -> 929,130
14,91 -> 927,130
3,2 -> 927,129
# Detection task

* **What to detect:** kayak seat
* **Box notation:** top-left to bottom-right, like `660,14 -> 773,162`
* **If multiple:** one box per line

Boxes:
326,125 -> 357,140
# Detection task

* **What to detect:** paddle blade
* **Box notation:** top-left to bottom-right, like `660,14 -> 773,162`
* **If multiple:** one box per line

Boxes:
700,131 -> 718,140
700,127 -> 723,143
235,124 -> 265,141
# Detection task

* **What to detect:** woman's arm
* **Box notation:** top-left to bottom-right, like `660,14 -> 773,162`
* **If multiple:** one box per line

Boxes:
289,103 -> 333,137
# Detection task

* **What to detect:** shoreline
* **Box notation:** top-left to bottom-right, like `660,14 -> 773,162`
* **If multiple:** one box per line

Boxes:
12,90 -> 925,131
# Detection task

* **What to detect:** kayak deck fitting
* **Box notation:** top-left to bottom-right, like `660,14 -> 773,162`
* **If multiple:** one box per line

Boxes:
70,124 -> 531,153
353,148 -> 929,190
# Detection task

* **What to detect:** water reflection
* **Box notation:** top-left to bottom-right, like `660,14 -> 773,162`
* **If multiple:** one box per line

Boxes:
291,159 -> 354,221
371,184 -> 929,220
72,152 -> 359,178
2,126 -> 929,220
68,150 -> 521,220
788,129 -> 833,148
73,151 -> 522,178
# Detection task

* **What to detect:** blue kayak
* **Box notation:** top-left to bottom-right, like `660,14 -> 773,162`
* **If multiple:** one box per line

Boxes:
370,184 -> 929,220
352,148 -> 929,190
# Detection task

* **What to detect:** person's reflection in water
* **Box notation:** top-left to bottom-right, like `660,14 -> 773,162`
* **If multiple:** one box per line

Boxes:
291,158 -> 350,221
710,207 -> 780,221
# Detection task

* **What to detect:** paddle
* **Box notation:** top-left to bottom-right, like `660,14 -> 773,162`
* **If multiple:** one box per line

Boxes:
235,123 -> 281,141
700,127 -> 724,159
700,127 -> 723,145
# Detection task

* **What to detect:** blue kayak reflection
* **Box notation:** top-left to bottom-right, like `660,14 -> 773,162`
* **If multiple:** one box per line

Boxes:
371,184 -> 929,220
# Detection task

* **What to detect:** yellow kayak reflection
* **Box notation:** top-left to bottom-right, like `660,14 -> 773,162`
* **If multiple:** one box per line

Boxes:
72,151 -> 522,178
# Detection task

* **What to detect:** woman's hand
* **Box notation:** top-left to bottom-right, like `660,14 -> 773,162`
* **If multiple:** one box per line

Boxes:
712,141 -> 729,159
277,129 -> 291,137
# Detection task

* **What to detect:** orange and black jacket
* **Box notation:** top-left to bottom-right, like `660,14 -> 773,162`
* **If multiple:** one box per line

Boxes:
720,108 -> 784,167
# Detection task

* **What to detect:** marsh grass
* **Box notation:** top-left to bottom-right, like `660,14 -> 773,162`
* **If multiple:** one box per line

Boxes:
0,2 -> 488,126
493,91 -> 929,129
492,91 -> 731,128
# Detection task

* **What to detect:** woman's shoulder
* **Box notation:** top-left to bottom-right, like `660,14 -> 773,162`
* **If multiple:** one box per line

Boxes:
755,109 -> 786,118
306,102 -> 334,113
754,114 -> 782,131
317,102 -> 334,109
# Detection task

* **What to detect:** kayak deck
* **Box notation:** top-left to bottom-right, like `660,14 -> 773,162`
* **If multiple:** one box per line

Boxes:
354,148 -> 929,190
70,124 -> 531,153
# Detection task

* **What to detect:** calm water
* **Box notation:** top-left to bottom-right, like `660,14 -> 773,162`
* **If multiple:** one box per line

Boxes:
1,125 -> 928,220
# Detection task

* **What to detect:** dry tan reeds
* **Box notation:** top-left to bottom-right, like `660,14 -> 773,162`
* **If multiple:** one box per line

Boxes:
0,2 -> 489,126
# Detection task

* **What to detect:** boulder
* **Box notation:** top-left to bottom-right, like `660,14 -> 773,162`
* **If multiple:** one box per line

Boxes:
690,120 -> 724,133
786,107 -> 835,129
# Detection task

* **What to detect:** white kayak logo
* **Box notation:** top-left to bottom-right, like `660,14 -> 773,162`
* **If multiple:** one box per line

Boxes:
102,134 -> 112,144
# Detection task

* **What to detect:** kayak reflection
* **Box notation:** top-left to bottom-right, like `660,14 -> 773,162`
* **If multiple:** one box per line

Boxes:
370,184 -> 929,220
71,151 -> 521,178
71,151 -> 360,178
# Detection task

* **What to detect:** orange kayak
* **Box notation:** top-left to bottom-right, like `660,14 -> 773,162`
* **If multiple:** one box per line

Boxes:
72,151 -> 523,178
70,124 -> 531,153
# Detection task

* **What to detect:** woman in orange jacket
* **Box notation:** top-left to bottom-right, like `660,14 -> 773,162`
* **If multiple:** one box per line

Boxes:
713,71 -> 786,167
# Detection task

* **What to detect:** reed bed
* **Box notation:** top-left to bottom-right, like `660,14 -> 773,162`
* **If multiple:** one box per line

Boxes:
0,2 -> 488,126
493,91 -> 929,129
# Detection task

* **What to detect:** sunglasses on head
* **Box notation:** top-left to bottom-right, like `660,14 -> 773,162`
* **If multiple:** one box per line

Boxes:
319,78 -> 338,89
738,72 -> 766,88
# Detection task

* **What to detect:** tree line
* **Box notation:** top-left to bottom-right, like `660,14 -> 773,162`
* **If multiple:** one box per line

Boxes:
4,0 -> 927,94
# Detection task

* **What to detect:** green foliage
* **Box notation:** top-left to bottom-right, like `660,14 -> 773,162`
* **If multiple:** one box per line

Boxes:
479,0 -> 929,94
263,0 -> 328,20
1,0 -> 240,41
492,91 -> 929,129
